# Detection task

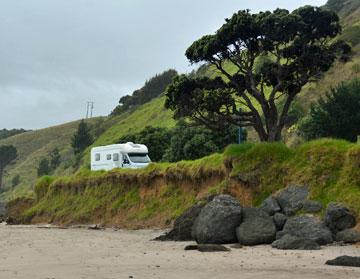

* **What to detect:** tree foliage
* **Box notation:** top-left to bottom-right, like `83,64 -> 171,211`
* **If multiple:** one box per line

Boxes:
50,148 -> 61,170
165,6 -> 350,141
0,128 -> 27,140
299,78 -> 360,142
112,69 -> 178,115
0,145 -> 17,188
37,158 -> 51,177
162,121 -> 242,162
71,120 -> 94,154
118,126 -> 172,162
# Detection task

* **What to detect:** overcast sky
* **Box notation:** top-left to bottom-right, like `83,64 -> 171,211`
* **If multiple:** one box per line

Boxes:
0,0 -> 326,129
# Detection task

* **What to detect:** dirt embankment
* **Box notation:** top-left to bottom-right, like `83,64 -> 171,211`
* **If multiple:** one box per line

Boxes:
6,140 -> 360,229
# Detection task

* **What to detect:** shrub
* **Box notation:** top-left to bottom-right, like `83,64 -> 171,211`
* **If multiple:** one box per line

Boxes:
37,158 -> 51,177
299,78 -> 360,142
118,126 -> 172,162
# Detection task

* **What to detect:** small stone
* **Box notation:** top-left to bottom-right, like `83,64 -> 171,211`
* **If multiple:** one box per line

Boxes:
325,256 -> 360,267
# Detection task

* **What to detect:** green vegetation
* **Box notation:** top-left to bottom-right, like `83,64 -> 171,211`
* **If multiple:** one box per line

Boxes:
300,78 -> 360,142
0,145 -> 17,189
165,6 -> 349,142
11,139 -> 359,227
37,158 -> 51,177
118,126 -> 172,162
71,120 -> 94,155
111,69 -> 177,116
0,118 -> 101,201
0,129 -> 27,140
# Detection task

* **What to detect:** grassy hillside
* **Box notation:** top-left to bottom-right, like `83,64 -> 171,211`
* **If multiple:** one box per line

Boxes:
8,139 -> 360,228
2,0 -> 359,204
0,118 -> 101,201
0,96 -> 174,202
81,96 -> 176,166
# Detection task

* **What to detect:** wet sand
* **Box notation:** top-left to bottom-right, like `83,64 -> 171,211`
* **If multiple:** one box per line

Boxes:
0,224 -> 359,279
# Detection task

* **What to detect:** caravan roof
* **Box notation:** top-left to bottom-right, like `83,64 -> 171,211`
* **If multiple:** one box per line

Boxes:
91,142 -> 148,154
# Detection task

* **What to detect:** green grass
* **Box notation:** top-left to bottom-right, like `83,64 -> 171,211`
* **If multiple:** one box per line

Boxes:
0,118 -> 101,201
81,96 -> 176,166
11,139 -> 360,227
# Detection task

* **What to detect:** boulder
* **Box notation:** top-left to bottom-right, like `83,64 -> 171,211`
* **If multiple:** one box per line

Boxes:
336,229 -> 360,243
236,208 -> 276,245
275,185 -> 309,216
277,215 -> 333,245
155,204 -> 204,241
259,196 -> 281,216
192,195 -> 242,244
326,256 -> 360,267
324,203 -> 356,233
272,234 -> 320,250
273,213 -> 287,230
303,200 -> 323,213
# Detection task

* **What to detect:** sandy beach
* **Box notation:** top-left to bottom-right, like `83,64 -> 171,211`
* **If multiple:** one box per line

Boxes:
0,224 -> 359,279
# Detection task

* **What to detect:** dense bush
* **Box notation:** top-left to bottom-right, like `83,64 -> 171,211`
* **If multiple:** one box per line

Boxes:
118,126 -> 172,162
299,78 -> 360,142
117,121 -> 245,162
163,121 -> 244,162
112,69 -> 178,116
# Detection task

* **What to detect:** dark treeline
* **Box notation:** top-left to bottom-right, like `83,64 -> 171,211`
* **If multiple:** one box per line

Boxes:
111,69 -> 178,116
0,129 -> 27,140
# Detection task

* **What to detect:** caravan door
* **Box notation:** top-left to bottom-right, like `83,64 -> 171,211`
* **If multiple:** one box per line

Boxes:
112,152 -> 122,169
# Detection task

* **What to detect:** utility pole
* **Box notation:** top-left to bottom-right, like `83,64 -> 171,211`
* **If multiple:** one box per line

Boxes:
86,102 -> 94,119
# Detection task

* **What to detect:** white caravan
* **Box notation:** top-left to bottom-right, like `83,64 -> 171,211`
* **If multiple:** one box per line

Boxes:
90,142 -> 151,171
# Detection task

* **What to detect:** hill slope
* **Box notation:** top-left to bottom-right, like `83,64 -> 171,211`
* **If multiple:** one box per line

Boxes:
0,118 -> 101,201
2,0 -> 359,203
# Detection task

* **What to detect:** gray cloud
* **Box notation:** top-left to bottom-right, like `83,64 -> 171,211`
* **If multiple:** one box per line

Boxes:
0,0 -> 326,129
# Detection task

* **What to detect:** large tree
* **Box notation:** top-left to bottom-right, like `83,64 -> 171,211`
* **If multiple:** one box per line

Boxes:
0,145 -> 17,188
165,6 -> 350,141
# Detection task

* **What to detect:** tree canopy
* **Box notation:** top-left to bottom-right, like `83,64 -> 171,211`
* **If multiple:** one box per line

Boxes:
300,78 -> 360,142
71,120 -> 93,154
112,69 -> 178,115
165,6 -> 350,141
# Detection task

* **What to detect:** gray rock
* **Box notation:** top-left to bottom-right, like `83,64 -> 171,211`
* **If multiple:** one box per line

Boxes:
192,195 -> 242,244
324,203 -> 357,233
155,204 -> 204,241
236,208 -> 276,246
273,213 -> 287,230
326,256 -> 360,267
277,215 -> 333,245
336,229 -> 360,243
275,185 -> 309,216
184,244 -> 230,252
303,200 -> 323,213
272,234 -> 320,250
259,196 -> 281,216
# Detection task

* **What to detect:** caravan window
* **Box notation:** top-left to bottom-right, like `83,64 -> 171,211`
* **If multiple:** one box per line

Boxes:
106,154 -> 112,160
95,153 -> 100,161
113,153 -> 119,161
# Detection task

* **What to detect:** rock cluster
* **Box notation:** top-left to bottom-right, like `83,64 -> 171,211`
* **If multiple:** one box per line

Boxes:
156,185 -> 359,251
